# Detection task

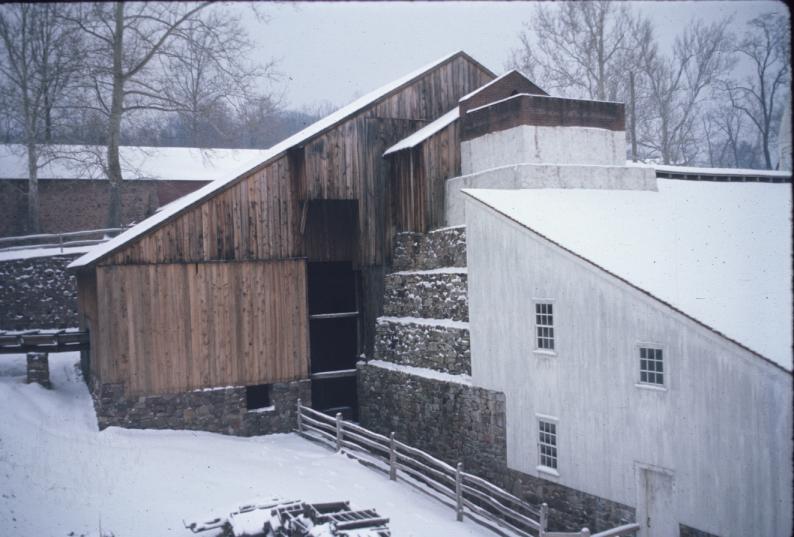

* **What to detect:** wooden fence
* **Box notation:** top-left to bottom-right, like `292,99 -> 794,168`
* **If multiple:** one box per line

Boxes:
0,227 -> 126,253
296,401 -> 639,537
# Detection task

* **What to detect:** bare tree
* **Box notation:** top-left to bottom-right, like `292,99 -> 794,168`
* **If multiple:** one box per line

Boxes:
508,1 -> 639,101
66,2 -> 280,226
727,13 -> 790,169
634,17 -> 735,164
156,11 -> 278,147
0,3 -> 81,232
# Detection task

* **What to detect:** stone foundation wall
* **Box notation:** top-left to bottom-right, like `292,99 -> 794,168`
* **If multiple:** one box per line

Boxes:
374,318 -> 470,374
680,524 -> 720,537
358,362 -> 505,483
382,271 -> 468,321
94,380 -> 311,436
392,227 -> 467,271
0,254 -> 79,329
357,363 -> 635,533
502,468 -> 635,532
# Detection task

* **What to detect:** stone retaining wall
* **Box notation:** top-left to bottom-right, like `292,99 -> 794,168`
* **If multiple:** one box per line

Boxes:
0,254 -> 79,329
502,468 -> 635,532
679,524 -> 720,537
357,363 -> 635,533
374,318 -> 470,374
392,227 -> 467,272
382,271 -> 468,321
358,362 -> 505,483
94,380 -> 311,436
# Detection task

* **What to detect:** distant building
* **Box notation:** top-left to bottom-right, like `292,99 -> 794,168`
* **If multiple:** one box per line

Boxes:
0,145 -> 269,236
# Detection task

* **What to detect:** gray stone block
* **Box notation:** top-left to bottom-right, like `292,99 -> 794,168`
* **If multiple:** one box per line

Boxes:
0,255 -> 80,330
383,271 -> 468,321
26,352 -> 50,388
374,318 -> 470,374
392,226 -> 467,272
92,379 -> 311,436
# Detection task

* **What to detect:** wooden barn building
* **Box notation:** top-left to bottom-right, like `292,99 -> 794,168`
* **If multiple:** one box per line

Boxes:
68,51 -> 544,433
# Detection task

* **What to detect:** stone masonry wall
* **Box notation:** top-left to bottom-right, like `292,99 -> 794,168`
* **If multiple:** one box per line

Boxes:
502,468 -> 635,532
382,270 -> 468,321
0,254 -> 80,329
374,318 -> 470,374
679,524 -> 720,537
358,362 -> 505,484
94,380 -> 311,436
392,227 -> 467,271
358,363 -> 635,533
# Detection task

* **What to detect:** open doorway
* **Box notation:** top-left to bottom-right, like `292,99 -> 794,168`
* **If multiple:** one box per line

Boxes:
308,261 -> 359,420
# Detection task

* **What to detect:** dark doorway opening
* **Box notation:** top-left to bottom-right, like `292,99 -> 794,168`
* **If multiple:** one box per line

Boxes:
308,261 -> 359,420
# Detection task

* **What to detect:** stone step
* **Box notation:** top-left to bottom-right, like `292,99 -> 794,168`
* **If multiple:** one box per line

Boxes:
382,268 -> 468,321
392,226 -> 467,272
374,316 -> 470,375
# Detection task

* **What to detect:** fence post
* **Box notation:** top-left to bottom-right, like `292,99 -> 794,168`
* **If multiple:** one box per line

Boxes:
580,529 -> 591,537
59,233 -> 63,253
335,412 -> 343,452
389,432 -> 397,481
539,502 -> 548,537
455,462 -> 464,522
296,398 -> 303,433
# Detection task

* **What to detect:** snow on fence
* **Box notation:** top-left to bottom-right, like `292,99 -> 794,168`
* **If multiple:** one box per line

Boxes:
296,402 -> 640,537
0,227 -> 127,253
296,401 -> 538,535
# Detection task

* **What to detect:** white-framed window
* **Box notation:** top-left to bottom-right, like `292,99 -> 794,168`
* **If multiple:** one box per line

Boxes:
537,418 -> 558,470
639,346 -> 664,386
534,302 -> 555,351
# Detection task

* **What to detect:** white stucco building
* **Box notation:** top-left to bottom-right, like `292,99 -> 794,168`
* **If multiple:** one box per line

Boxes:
453,95 -> 793,537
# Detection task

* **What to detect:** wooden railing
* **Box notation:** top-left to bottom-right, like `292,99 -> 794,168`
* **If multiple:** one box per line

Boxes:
296,401 -> 640,537
0,227 -> 127,253
297,401 -> 542,536
0,328 -> 89,354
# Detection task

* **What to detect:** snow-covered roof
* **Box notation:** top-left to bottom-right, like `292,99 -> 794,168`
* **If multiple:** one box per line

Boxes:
383,70 -> 549,156
457,69 -> 531,102
653,163 -> 791,179
70,51 -> 485,270
0,144 -> 270,182
465,180 -> 793,370
626,161 -> 792,179
383,108 -> 460,156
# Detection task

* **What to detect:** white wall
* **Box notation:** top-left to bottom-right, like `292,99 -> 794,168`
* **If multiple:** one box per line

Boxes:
444,163 -> 656,227
461,125 -> 626,175
465,198 -> 793,537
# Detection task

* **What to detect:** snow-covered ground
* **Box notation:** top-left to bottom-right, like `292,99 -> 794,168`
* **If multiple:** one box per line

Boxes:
0,352 -> 493,537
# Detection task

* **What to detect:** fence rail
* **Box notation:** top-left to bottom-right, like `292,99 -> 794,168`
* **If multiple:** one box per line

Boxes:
0,227 -> 127,253
296,402 -> 640,537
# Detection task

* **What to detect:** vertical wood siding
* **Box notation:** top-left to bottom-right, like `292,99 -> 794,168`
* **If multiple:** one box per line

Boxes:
85,54 -> 493,391
105,156 -> 300,265
390,121 -> 461,233
101,55 -> 491,268
95,260 -> 308,395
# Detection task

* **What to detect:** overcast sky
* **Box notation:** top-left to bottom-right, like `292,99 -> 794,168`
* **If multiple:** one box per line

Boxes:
237,1 -> 789,111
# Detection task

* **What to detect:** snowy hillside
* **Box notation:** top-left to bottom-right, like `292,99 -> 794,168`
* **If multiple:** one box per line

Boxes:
0,353 -> 492,536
